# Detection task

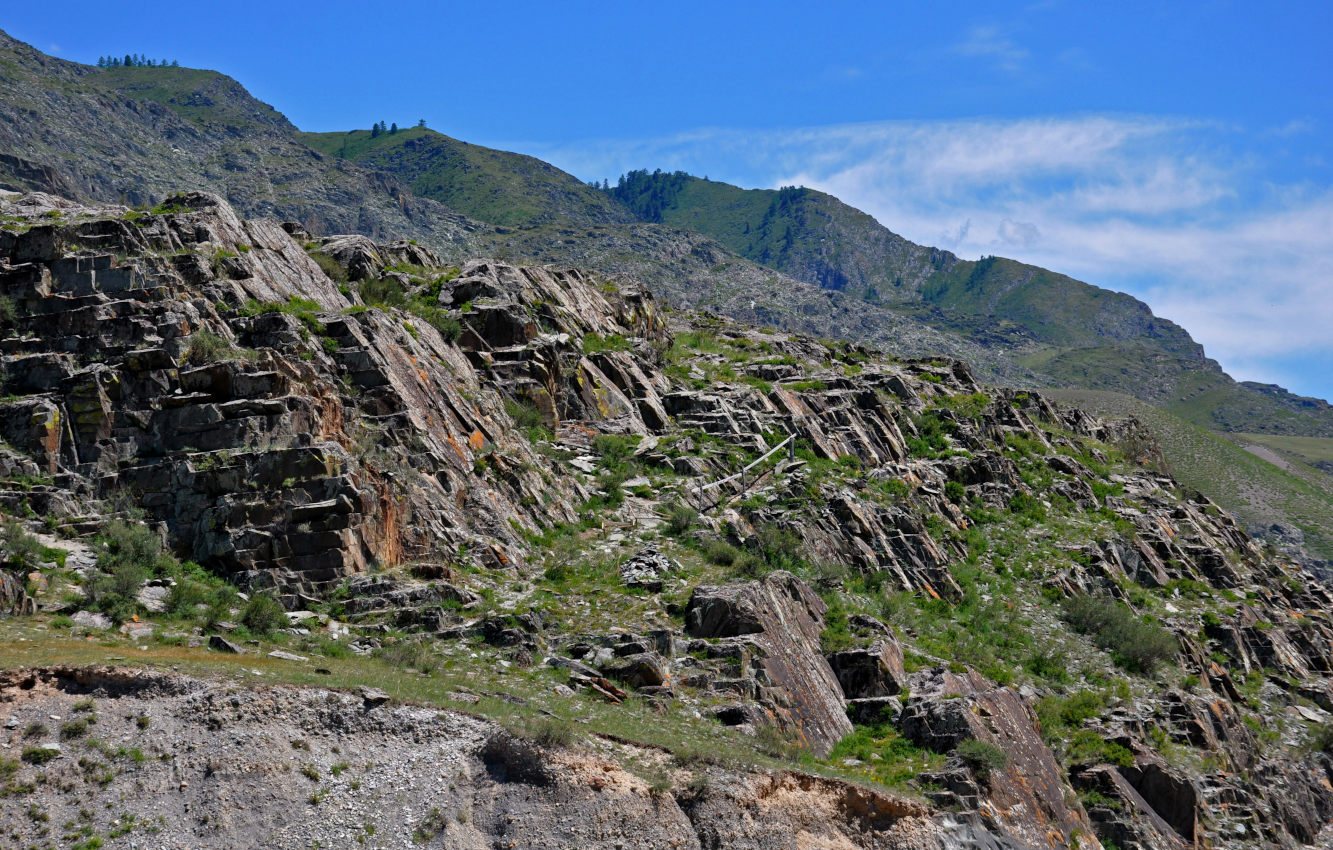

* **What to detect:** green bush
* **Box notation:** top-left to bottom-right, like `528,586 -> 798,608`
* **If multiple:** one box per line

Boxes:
523,717 -> 577,748
582,332 -> 633,354
306,249 -> 348,284
1008,491 -> 1046,522
407,302 -> 461,341
504,398 -> 551,441
944,481 -> 966,504
85,520 -> 176,622
956,738 -> 1009,778
359,276 -> 406,308
1035,690 -> 1106,735
199,586 -> 237,631
703,539 -> 738,566
21,746 -> 58,765
591,433 -> 640,467
1,518 -> 51,570
181,330 -> 235,365
753,524 -> 807,573
819,598 -> 855,653
240,591 -> 286,636
873,479 -> 910,500
1065,730 -> 1135,767
1062,595 -> 1177,674
906,413 -> 952,458
663,503 -> 697,537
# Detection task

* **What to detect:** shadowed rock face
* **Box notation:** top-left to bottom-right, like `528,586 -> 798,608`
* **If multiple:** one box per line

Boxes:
686,571 -> 853,756
1071,765 -> 1190,850
899,668 -> 1097,849
0,192 -> 628,594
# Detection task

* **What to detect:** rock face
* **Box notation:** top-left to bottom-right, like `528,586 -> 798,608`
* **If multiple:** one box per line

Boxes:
0,192 -> 655,594
2,190 -> 1333,850
828,640 -> 907,698
685,571 -> 853,756
0,568 -> 32,614
899,668 -> 1097,848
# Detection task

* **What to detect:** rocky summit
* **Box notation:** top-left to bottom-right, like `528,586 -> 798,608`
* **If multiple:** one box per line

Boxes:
1,189 -> 1332,850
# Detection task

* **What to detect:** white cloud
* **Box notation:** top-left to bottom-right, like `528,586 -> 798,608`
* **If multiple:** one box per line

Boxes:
523,115 -> 1333,399
953,25 -> 1030,74
996,219 -> 1040,248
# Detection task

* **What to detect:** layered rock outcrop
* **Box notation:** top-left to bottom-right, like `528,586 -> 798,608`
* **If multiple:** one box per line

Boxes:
2,191 -> 1332,850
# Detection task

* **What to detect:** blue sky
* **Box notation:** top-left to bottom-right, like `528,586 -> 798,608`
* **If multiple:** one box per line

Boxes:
7,1 -> 1332,400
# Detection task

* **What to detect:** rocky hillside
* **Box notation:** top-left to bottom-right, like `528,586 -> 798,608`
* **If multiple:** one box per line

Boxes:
2,191 -> 1332,849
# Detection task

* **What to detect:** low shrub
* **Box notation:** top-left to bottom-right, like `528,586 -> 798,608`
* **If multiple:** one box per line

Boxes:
663,502 -> 697,536
240,591 -> 286,636
1065,730 -> 1135,767
1062,595 -> 1177,674
703,539 -> 738,566
21,746 -> 58,765
524,717 -> 577,748
181,330 -> 234,365
305,249 -> 348,284
85,520 -> 177,622
956,738 -> 1009,778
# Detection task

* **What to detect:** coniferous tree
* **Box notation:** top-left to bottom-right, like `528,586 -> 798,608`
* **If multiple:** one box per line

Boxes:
417,119 -> 426,128
371,123 -> 381,138
389,122 -> 398,134
124,54 -> 133,67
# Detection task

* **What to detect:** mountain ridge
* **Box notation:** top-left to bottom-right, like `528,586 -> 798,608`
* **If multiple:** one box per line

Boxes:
601,170 -> 1333,437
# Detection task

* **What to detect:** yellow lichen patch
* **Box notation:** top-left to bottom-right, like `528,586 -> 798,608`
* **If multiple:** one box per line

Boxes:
468,430 -> 486,451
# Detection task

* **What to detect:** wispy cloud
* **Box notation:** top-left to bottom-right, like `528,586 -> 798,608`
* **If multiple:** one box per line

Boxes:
952,25 -> 1030,74
524,115 -> 1333,400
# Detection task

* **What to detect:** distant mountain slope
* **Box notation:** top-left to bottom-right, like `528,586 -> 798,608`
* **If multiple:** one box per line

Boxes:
0,29 -> 477,246
300,128 -> 633,229
605,171 -> 1333,437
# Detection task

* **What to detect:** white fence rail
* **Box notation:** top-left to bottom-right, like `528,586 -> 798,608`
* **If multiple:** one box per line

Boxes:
687,435 -> 796,511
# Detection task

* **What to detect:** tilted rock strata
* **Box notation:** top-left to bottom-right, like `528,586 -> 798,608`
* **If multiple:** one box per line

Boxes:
1,192 -> 1332,848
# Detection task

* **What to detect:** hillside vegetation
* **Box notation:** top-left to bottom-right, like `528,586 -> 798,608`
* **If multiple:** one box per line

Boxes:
1048,388 -> 1333,560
